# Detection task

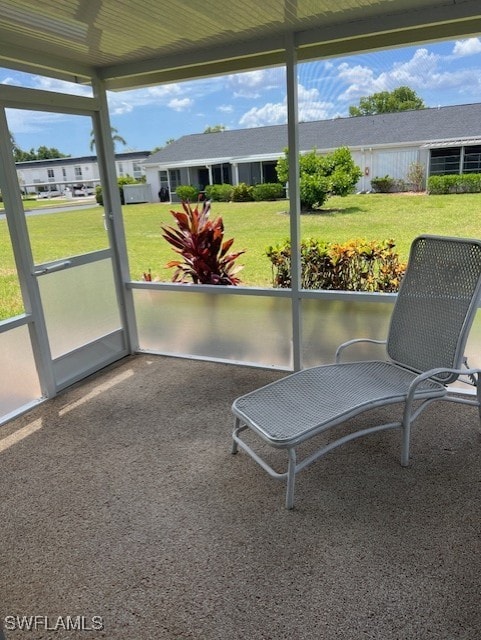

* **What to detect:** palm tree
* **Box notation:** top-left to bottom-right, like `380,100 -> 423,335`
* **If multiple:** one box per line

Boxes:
89,127 -> 127,152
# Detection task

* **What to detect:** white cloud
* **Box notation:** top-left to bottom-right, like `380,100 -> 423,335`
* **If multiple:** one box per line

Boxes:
109,100 -> 134,115
239,84 -> 333,127
107,83 -> 188,115
168,97 -> 193,111
6,108 -> 66,134
239,101 -> 286,127
146,83 -> 183,98
217,104 -> 234,113
389,48 -> 439,85
31,75 -> 92,97
335,47 -> 479,104
453,38 -> 481,57
297,85 -> 333,121
227,68 -> 283,98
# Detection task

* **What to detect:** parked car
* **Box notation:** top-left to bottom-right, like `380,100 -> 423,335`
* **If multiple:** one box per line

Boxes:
37,190 -> 62,198
73,185 -> 95,196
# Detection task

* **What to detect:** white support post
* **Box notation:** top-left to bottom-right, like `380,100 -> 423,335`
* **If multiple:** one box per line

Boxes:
91,77 -> 138,352
285,34 -> 302,371
232,163 -> 239,186
0,107 -> 56,396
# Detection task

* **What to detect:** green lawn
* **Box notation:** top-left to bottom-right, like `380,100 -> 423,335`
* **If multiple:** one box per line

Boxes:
124,193 -> 481,286
1,192 -> 480,319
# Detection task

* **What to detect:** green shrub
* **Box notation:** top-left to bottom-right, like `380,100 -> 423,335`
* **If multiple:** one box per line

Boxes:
175,185 -> 199,201
299,173 -> 330,209
266,237 -> 406,292
252,182 -> 285,201
370,175 -> 407,193
276,146 -> 361,210
118,175 -> 138,204
95,185 -> 103,205
231,182 -> 254,202
204,184 -> 233,202
371,175 -> 394,193
95,175 -> 137,205
427,173 -> 481,194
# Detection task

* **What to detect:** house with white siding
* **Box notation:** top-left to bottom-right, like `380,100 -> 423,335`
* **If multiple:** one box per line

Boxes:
143,103 -> 481,202
16,150 -> 150,196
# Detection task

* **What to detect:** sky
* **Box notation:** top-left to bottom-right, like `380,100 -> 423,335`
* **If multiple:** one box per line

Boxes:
3,36 -> 481,158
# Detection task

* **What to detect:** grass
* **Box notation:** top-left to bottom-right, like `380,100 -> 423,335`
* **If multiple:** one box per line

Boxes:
127,193 -> 481,286
1,192 -> 480,319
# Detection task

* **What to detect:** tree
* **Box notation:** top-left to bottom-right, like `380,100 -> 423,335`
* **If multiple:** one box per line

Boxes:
35,146 -> 69,159
13,145 -> 69,161
276,146 -> 362,210
349,86 -> 425,117
204,124 -> 226,133
89,127 -> 127,152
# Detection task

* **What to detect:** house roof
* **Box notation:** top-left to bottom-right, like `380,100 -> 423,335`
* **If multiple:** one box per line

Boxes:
144,103 -> 481,166
16,150 -> 151,170
0,1 -> 481,91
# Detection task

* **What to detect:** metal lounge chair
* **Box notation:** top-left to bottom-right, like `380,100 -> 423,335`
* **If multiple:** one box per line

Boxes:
231,235 -> 481,509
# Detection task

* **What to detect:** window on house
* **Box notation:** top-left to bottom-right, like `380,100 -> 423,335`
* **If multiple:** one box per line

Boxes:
74,166 -> 83,178
133,162 -> 143,179
262,162 -> 278,183
429,147 -> 461,175
212,164 -> 231,184
117,162 -> 124,176
169,169 -> 181,191
47,169 -> 55,182
62,167 -> 67,178
463,146 -> 481,173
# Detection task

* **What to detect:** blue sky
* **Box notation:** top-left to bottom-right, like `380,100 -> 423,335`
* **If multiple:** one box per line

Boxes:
3,37 -> 481,157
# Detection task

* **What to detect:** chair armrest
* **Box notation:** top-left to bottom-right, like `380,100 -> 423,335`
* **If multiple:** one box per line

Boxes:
405,365 -> 481,417
335,338 -> 387,363
408,366 -> 480,392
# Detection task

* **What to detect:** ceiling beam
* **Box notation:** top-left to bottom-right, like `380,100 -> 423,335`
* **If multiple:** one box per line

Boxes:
0,39 -> 95,84
0,84 -> 99,114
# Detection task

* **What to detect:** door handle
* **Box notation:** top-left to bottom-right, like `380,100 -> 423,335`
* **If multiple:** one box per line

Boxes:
33,260 -> 72,276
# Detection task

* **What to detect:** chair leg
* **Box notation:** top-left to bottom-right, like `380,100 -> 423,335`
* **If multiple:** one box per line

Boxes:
232,418 -> 241,454
401,418 -> 411,467
286,448 -> 297,509
232,418 -> 249,454
476,374 -> 481,427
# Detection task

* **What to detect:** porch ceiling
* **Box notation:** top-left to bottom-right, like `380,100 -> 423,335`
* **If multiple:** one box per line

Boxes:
0,0 -> 480,90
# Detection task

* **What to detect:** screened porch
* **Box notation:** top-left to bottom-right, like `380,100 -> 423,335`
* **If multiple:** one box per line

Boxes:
1,0 -> 481,425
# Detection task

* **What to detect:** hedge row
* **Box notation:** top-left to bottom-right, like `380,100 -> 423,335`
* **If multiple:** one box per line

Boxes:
176,182 -> 285,202
427,173 -> 481,194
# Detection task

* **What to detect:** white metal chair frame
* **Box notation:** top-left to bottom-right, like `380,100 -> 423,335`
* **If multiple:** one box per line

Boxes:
231,235 -> 481,509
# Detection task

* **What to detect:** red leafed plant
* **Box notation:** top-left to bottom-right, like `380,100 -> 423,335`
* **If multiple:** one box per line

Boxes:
161,200 -> 245,285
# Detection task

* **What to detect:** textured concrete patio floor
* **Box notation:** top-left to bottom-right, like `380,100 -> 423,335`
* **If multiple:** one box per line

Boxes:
0,354 -> 480,640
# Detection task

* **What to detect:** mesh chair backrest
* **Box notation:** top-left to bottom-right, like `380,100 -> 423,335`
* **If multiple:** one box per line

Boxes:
387,235 -> 481,383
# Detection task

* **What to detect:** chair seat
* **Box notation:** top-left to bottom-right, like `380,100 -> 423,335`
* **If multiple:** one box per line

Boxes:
232,360 -> 446,448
